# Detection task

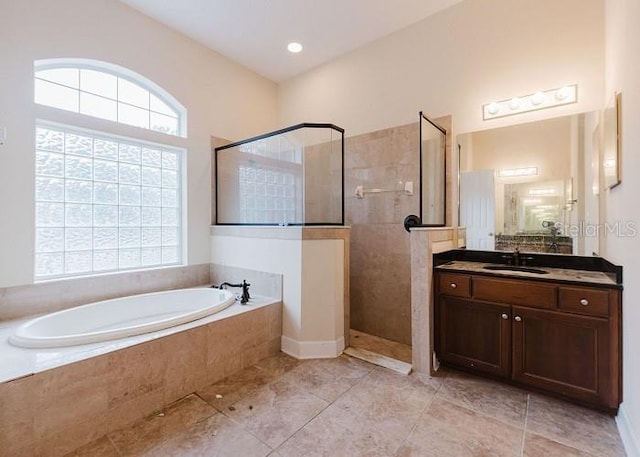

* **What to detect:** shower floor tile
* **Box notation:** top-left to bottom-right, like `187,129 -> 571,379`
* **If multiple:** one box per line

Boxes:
349,329 -> 413,363
67,352 -> 626,457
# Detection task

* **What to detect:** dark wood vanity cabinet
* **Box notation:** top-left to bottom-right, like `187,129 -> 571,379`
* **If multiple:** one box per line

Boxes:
435,271 -> 622,411
438,296 -> 512,378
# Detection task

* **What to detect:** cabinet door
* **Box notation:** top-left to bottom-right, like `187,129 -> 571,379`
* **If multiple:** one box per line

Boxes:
512,306 -> 611,407
438,297 -> 511,378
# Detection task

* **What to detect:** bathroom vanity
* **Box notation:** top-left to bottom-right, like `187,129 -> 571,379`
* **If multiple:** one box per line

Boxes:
433,250 -> 622,412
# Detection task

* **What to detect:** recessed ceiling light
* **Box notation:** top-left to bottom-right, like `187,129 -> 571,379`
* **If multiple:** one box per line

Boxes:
287,42 -> 303,53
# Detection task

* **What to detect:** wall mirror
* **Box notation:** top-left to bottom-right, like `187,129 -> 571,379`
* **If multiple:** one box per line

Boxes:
457,111 -> 603,256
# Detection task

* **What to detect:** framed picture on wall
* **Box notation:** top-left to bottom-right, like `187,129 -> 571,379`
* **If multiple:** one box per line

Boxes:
602,92 -> 622,189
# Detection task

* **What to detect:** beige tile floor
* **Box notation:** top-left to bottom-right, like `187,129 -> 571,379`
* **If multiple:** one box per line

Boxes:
67,350 -> 627,457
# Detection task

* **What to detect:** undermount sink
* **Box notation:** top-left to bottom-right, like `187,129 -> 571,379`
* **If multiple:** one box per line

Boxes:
483,265 -> 549,274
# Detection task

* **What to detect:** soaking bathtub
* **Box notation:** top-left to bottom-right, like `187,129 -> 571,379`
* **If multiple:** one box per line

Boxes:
9,287 -> 236,348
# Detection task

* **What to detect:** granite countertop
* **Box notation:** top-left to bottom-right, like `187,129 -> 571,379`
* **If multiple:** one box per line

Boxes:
436,260 -> 619,287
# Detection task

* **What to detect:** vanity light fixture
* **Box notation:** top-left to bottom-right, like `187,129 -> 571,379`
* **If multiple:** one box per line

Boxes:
483,84 -> 578,120
287,42 -> 303,53
498,166 -> 538,178
529,187 -> 557,196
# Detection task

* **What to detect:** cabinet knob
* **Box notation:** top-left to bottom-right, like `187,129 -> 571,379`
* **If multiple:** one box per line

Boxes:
501,313 -> 508,320
580,298 -> 589,306
450,283 -> 457,289
514,316 -> 522,322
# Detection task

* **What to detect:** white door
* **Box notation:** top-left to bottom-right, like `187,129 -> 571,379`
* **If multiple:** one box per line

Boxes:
460,170 -> 495,250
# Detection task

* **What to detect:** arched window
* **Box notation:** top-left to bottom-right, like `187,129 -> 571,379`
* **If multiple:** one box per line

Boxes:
35,59 -> 186,137
34,59 -> 186,280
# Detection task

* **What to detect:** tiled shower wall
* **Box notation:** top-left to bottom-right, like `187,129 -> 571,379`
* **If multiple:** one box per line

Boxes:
346,123 -> 420,345
346,118 -> 452,345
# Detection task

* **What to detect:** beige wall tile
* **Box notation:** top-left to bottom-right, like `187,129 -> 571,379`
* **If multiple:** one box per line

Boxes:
163,326 -> 208,402
345,118 -> 452,346
0,264 -> 211,321
0,374 -> 41,457
35,356 -> 110,439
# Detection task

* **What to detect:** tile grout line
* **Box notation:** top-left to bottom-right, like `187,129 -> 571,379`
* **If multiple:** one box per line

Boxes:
519,394 -> 530,457
272,362 -> 377,454
435,372 -> 531,430
225,411 -> 278,453
106,433 -> 124,457
392,376 -> 442,455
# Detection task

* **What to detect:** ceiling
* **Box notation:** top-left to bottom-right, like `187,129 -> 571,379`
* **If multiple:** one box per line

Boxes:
119,0 -> 464,82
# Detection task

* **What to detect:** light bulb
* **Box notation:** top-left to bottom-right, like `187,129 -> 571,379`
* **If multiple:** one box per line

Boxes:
531,92 -> 545,105
556,86 -> 571,100
508,98 -> 521,110
487,102 -> 499,115
287,42 -> 303,53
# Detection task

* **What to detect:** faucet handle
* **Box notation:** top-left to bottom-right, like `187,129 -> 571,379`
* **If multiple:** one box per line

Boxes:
240,280 -> 251,304
500,254 -> 513,265
521,255 -> 535,266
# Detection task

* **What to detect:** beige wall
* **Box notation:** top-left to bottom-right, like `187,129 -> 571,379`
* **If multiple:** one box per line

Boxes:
277,0 -> 604,137
0,0 -> 277,288
604,0 -> 640,453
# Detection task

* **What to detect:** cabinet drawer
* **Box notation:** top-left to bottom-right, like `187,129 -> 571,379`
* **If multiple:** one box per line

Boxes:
473,277 -> 556,309
559,287 -> 609,316
439,273 -> 471,298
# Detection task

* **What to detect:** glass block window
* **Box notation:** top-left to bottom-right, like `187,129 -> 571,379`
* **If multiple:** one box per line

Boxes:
238,166 -> 297,224
34,60 -> 185,137
35,125 -> 182,280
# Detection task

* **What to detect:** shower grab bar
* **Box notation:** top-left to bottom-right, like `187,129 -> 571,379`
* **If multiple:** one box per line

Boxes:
355,181 -> 413,198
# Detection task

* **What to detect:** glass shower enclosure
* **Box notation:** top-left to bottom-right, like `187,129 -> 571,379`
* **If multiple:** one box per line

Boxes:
215,123 -> 344,225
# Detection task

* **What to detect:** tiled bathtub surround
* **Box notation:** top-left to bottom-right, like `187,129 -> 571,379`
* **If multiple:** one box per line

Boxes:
346,117 -> 452,346
0,300 -> 282,457
0,263 -> 211,321
210,263 -> 282,300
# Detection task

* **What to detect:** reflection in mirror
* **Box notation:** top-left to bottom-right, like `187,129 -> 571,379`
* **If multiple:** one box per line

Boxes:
420,112 -> 446,226
458,112 -> 601,256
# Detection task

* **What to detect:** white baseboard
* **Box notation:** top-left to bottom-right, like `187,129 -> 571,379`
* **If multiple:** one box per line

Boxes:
281,335 -> 345,359
617,403 -> 640,457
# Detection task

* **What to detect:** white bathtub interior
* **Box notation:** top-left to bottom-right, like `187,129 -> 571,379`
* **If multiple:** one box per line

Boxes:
0,292 -> 279,384
9,288 -> 236,348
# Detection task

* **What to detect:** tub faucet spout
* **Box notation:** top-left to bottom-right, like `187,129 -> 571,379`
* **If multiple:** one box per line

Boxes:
217,280 -> 251,304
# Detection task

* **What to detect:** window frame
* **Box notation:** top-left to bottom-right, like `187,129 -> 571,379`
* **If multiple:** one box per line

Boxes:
34,58 -> 187,138
33,59 -> 188,282
34,121 -> 185,281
